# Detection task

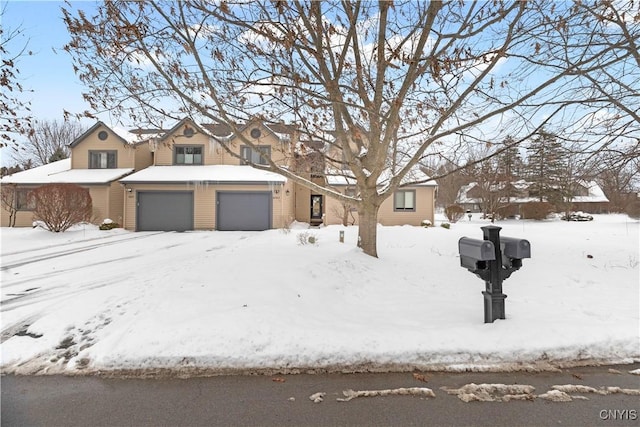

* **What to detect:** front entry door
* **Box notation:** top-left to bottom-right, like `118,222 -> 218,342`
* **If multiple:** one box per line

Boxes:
310,195 -> 323,222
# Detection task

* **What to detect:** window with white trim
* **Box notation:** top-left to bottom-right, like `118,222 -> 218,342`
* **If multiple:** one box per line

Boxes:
394,190 -> 416,212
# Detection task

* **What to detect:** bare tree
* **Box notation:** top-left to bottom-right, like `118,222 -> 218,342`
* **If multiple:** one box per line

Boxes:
0,184 -> 18,227
12,119 -> 85,167
534,1 -> 639,163
0,4 -> 33,146
63,1 -> 635,257
590,152 -> 639,212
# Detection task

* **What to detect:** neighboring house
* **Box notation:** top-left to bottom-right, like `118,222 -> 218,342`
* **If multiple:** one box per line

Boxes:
324,167 -> 438,226
456,180 -> 609,215
1,118 -> 437,230
0,122 -> 152,227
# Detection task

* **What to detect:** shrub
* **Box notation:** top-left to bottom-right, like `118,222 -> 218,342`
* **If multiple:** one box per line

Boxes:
297,231 -> 318,245
421,219 -> 432,228
440,222 -> 451,229
445,205 -> 465,223
626,200 -> 640,220
521,202 -> 552,220
30,184 -> 92,232
99,218 -> 120,230
497,204 -> 519,219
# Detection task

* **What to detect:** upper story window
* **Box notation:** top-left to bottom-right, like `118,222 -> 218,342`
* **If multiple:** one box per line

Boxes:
16,189 -> 35,211
394,189 -> 416,212
89,150 -> 117,169
241,145 -> 271,165
175,145 -> 203,165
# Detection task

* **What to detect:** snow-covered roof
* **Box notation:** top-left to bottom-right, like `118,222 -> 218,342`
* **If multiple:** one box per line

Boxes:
326,166 -> 437,187
456,180 -> 609,204
112,126 -> 151,144
120,165 -> 287,184
572,181 -> 609,203
0,159 -> 133,185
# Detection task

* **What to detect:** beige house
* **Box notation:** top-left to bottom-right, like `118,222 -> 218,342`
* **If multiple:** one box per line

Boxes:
0,122 -> 152,227
322,169 -> 438,227
1,118 -> 437,230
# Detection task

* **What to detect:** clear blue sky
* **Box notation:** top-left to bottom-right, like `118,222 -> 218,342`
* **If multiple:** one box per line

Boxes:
2,0 -> 99,122
2,1 -> 107,165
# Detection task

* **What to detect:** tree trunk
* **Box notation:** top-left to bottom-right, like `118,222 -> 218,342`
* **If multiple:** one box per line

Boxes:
357,201 -> 380,258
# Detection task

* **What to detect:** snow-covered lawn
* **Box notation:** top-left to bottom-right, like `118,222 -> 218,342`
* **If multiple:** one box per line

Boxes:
1,215 -> 638,375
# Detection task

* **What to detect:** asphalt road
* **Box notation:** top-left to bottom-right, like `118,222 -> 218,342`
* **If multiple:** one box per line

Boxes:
2,364 -> 639,427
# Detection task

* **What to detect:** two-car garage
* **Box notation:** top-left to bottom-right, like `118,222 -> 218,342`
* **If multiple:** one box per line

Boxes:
136,190 -> 272,232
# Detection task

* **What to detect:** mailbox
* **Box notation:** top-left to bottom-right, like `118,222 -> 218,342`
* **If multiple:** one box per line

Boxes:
459,225 -> 531,324
458,238 -> 495,271
500,237 -> 531,260
458,238 -> 496,261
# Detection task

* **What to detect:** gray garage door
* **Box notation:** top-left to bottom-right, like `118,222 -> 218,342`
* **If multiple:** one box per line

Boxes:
217,191 -> 271,231
137,191 -> 194,231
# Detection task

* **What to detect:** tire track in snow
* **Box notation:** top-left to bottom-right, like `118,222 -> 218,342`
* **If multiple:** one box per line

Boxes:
1,254 -> 143,290
0,232 -> 165,271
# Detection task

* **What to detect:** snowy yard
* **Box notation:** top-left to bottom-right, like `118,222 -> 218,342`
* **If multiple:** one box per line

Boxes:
1,215 -> 638,376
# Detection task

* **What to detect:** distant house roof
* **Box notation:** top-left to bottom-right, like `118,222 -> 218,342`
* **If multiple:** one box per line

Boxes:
119,165 -> 287,184
456,180 -> 609,204
0,159 -> 133,185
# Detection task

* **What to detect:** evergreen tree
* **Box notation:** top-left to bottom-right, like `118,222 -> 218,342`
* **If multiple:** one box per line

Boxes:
496,136 -> 523,180
48,147 -> 68,163
525,131 -> 568,202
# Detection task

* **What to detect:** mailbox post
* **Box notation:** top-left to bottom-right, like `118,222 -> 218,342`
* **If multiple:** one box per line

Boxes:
458,225 -> 530,323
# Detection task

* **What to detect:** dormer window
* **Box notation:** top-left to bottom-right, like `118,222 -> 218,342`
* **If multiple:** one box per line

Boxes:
175,145 -> 203,165
241,145 -> 270,165
89,150 -> 117,169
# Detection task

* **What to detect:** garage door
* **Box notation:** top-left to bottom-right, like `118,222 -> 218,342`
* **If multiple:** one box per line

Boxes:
217,191 -> 271,231
137,191 -> 194,231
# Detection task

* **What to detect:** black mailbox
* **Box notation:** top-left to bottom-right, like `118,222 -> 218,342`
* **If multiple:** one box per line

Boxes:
458,226 -> 531,323
458,237 -> 496,272
500,237 -> 531,260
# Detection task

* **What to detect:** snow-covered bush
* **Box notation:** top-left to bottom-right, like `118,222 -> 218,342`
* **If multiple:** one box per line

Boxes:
440,222 -> 451,229
421,219 -> 432,228
99,218 -> 120,230
297,231 -> 318,245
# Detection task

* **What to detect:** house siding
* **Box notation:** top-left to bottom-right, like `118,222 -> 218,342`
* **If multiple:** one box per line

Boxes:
88,186 -> 109,224
134,143 -> 153,171
107,181 -> 125,224
222,124 -> 290,166
154,129 -> 221,166
378,187 -> 435,226
324,186 -> 436,226
71,125 -> 138,169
